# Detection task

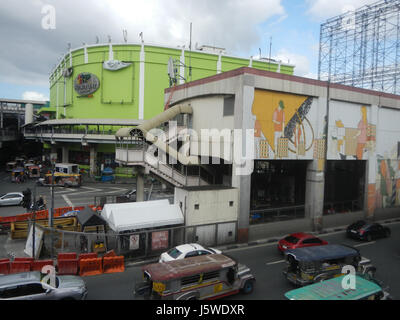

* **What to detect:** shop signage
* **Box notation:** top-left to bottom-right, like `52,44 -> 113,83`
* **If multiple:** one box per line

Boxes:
74,72 -> 100,96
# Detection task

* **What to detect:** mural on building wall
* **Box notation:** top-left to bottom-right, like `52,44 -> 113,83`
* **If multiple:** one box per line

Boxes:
376,157 -> 400,208
252,90 -> 318,160
330,105 -> 376,160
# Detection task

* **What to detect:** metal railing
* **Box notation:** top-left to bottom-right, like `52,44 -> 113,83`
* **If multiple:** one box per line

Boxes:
36,220 -> 238,261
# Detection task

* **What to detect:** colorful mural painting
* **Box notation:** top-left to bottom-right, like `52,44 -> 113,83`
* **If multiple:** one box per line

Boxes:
251,90 -> 317,159
330,105 -> 376,160
376,158 -> 400,208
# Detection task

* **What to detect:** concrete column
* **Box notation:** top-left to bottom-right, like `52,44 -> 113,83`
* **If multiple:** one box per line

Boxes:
365,104 -> 379,221
232,75 -> 255,243
89,145 -> 97,177
62,145 -> 69,163
136,168 -> 145,202
305,160 -> 325,232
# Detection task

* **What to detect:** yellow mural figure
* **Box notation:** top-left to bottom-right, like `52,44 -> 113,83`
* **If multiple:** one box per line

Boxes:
252,90 -> 309,154
355,106 -> 368,160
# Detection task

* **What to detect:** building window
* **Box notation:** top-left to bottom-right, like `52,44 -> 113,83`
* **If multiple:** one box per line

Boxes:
223,96 -> 234,116
229,201 -> 234,207
194,204 -> 199,210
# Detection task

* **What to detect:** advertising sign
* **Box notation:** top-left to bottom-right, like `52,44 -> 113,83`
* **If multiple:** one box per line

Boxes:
151,231 -> 169,251
129,234 -> 140,250
74,72 -> 100,96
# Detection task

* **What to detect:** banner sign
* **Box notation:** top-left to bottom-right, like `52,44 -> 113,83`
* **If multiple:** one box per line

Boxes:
74,72 -> 100,96
103,60 -> 132,71
151,231 -> 169,251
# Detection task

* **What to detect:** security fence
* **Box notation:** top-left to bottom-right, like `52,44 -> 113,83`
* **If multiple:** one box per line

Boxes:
35,220 -> 238,261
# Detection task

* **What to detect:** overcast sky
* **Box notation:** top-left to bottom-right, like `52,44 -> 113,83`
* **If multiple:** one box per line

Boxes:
0,0 -> 377,101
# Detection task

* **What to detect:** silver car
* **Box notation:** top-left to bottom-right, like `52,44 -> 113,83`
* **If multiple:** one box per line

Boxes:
0,192 -> 24,206
0,271 -> 87,300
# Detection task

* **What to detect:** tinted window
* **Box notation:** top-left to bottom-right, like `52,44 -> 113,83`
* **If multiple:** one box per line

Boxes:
303,238 -> 323,244
352,221 -> 366,229
284,236 -> 299,244
19,283 -> 46,296
0,286 -> 20,299
167,248 -> 182,259
198,250 -> 211,256
185,251 -> 199,258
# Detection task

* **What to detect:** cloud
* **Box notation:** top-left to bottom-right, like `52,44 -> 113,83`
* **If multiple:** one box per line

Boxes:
22,91 -> 49,101
305,0 -> 377,20
0,0 -> 287,88
274,49 -> 311,77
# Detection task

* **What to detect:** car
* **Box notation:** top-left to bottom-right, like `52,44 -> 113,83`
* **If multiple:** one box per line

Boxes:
0,271 -> 87,300
0,192 -> 24,206
346,220 -> 391,242
159,243 -> 222,263
277,232 -> 328,253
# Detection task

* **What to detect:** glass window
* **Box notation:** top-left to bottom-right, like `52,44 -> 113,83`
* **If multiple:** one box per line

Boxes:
18,283 -> 46,296
185,251 -> 199,258
223,96 -> 235,116
167,248 -> 182,259
284,236 -> 299,244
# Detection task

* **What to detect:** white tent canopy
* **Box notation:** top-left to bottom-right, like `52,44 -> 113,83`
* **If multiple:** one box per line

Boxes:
101,200 -> 183,232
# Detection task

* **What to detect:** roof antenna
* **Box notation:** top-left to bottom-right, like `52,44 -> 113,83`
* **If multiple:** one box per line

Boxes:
123,29 -> 128,43
95,36 -> 99,44
139,32 -> 144,43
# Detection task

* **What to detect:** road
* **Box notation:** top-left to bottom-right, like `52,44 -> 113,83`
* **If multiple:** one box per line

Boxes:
0,171 -> 173,217
83,221 -> 400,300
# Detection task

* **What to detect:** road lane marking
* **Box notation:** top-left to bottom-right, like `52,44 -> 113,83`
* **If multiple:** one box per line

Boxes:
266,259 -> 285,266
353,241 -> 376,247
62,194 -> 74,207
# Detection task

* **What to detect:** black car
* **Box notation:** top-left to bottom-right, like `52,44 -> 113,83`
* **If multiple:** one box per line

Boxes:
346,220 -> 391,241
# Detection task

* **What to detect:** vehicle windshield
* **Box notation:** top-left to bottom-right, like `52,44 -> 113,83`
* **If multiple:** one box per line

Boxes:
205,247 -> 215,253
352,221 -> 367,229
167,248 -> 182,258
284,236 -> 299,244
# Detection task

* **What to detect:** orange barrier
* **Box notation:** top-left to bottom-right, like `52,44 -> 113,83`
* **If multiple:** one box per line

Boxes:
73,206 -> 85,211
103,250 -> 116,258
57,258 -> 78,275
58,252 -> 77,260
14,257 -> 34,263
32,259 -> 54,272
10,261 -> 31,274
78,253 -> 97,262
102,256 -> 125,274
0,258 -> 10,263
79,257 -> 103,276
0,260 -> 10,275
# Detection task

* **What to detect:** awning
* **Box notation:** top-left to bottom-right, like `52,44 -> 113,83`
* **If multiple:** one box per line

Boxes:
34,118 -> 144,127
101,199 -> 183,232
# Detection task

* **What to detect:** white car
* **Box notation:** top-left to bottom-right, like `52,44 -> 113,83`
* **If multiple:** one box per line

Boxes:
159,243 -> 222,263
0,192 -> 24,206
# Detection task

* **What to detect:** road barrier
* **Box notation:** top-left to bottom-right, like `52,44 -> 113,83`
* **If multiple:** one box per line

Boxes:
79,257 -> 103,276
0,260 -> 10,275
102,256 -> 125,274
32,259 -> 54,271
10,261 -> 31,274
57,258 -> 78,275
14,257 -> 34,263
103,250 -> 116,258
58,252 -> 77,260
78,253 -> 97,262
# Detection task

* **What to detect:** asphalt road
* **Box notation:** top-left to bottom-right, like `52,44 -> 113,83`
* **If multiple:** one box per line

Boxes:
0,171 -> 173,217
83,221 -> 400,300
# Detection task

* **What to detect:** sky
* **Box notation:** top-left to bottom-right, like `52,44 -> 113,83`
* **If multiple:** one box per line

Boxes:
0,0 -> 378,101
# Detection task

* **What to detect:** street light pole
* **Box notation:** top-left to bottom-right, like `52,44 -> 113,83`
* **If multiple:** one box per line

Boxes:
50,165 -> 55,258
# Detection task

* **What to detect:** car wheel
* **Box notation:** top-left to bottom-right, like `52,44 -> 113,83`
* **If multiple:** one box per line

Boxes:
366,234 -> 372,242
241,279 -> 255,294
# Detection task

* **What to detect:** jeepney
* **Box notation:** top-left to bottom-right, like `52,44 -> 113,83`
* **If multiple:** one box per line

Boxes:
6,162 -> 17,172
45,172 -> 81,187
284,274 -> 392,300
11,167 -> 25,182
55,163 -> 79,174
27,165 -> 41,178
283,244 -> 376,286
134,254 -> 256,300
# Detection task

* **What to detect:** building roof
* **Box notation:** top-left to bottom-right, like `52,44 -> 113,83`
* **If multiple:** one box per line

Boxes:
101,199 -> 183,232
34,119 -> 144,127
77,207 -> 107,228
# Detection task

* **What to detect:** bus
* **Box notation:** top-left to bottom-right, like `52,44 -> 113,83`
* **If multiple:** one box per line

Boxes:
284,274 -> 392,300
134,254 -> 256,300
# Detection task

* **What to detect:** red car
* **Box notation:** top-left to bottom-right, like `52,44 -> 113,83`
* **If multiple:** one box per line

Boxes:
277,232 -> 328,253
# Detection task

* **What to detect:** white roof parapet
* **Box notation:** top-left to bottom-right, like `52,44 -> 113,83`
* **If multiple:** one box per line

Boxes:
34,118 -> 144,127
